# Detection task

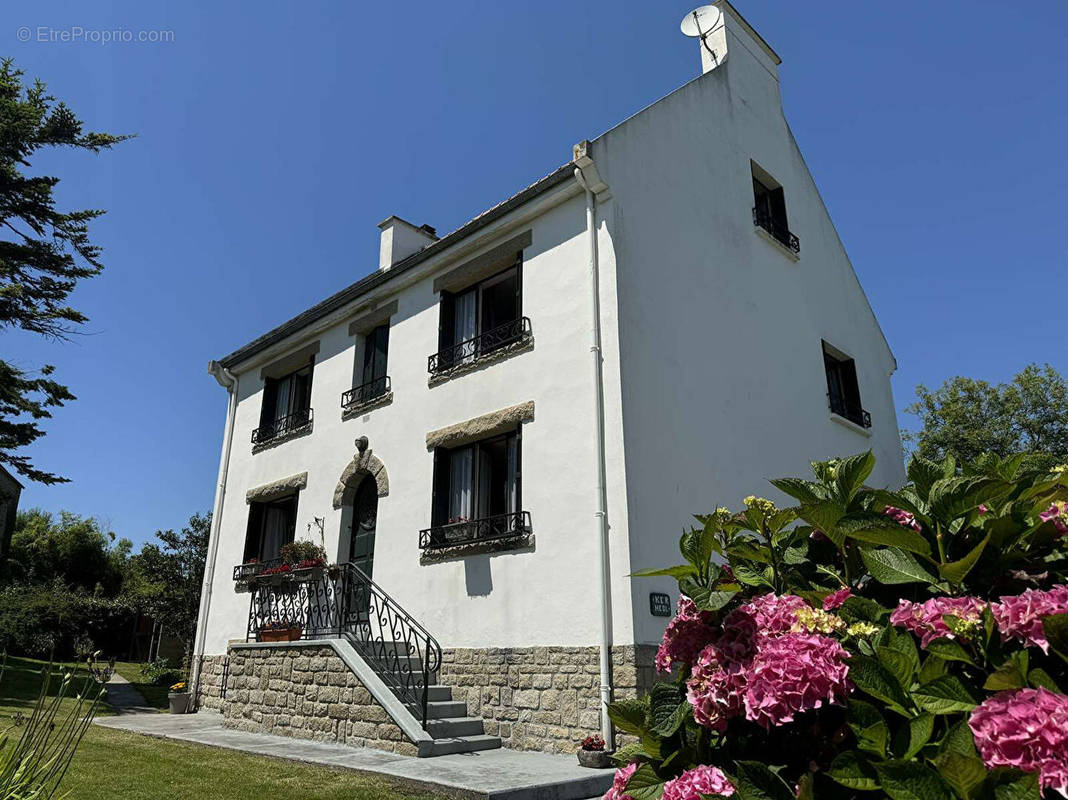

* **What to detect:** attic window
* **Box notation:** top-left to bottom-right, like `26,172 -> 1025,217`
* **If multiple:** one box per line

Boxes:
751,162 -> 799,254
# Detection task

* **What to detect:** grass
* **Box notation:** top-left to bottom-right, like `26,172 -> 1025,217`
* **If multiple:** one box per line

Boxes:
112,660 -> 174,710
1,655 -> 444,800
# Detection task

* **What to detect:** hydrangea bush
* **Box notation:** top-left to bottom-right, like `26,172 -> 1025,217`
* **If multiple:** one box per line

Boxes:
606,452 -> 1068,799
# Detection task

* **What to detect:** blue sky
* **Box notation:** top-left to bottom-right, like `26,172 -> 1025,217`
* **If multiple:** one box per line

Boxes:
6,1 -> 1067,547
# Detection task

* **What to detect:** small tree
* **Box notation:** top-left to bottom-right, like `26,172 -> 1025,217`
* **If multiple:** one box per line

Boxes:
906,364 -> 1068,470
0,58 -> 129,484
124,513 -> 211,668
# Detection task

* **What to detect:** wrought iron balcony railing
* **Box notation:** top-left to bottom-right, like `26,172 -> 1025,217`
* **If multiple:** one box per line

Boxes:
244,561 -> 442,730
427,317 -> 532,374
419,510 -> 532,551
251,408 -> 313,445
829,395 -> 872,429
341,376 -> 390,410
753,206 -> 800,254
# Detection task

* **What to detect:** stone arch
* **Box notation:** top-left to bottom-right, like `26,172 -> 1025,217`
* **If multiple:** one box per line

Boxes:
332,449 -> 389,509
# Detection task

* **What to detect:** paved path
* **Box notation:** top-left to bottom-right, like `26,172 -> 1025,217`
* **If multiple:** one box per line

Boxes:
104,674 -> 158,715
94,711 -> 613,800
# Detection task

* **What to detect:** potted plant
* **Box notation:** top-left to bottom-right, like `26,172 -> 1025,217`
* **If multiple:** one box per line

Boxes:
168,681 -> 192,715
577,734 -> 611,768
281,541 -> 330,581
258,619 -> 302,643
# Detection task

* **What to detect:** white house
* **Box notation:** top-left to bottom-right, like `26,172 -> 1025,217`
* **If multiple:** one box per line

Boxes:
191,1 -> 905,758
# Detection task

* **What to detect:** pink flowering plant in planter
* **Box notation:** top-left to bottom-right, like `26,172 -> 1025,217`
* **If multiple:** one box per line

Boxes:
605,451 -> 1068,800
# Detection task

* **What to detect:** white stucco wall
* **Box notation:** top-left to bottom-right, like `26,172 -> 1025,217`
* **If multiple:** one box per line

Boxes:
200,12 -> 905,659
200,186 -> 637,656
588,17 -> 906,646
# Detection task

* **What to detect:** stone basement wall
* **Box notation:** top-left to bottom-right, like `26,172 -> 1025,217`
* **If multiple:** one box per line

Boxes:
195,653 -> 229,713
438,645 -> 657,754
220,643 -> 418,756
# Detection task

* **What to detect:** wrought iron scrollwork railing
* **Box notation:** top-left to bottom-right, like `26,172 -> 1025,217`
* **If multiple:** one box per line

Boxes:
829,395 -> 872,429
341,376 -> 391,410
419,510 -> 532,551
427,317 -> 532,374
752,206 -> 800,254
243,561 -> 442,730
251,408 -> 313,445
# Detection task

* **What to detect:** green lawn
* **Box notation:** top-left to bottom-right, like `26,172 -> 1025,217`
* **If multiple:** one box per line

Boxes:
1,655 -> 442,800
112,660 -> 174,710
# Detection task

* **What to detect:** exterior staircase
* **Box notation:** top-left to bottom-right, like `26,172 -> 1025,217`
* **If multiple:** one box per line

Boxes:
243,560 -> 499,757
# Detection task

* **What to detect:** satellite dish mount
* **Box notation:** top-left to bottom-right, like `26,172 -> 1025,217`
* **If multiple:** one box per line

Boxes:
680,5 -> 726,70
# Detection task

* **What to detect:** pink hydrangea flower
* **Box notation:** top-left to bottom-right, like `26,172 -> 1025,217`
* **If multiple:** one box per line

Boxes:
686,643 -> 748,731
733,593 -> 809,636
661,765 -> 736,799
687,628 -> 852,731
742,633 -> 852,729
655,597 -> 716,673
884,505 -> 922,533
969,688 -> 1068,797
889,596 -> 986,648
1039,501 -> 1068,535
991,585 -> 1068,654
823,588 -> 852,611
602,762 -> 638,800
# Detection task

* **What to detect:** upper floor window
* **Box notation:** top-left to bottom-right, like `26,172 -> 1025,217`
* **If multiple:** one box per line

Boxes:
751,162 -> 799,254
253,359 -> 313,445
823,341 -> 871,429
342,323 -> 390,411
430,260 -> 530,373
243,494 -> 297,563
421,430 -> 529,550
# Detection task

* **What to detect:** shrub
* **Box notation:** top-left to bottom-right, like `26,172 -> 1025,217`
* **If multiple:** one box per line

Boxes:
608,451 -> 1068,799
139,657 -> 179,687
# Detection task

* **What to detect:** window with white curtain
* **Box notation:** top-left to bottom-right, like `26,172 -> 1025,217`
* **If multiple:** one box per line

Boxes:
436,260 -> 521,368
243,494 -> 298,562
432,430 -> 520,526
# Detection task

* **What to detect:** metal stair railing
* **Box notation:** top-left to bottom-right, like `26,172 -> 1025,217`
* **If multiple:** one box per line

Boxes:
244,561 -> 443,730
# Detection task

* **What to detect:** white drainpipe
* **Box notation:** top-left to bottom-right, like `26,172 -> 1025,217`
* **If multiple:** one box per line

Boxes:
190,360 -> 238,708
573,141 -> 614,745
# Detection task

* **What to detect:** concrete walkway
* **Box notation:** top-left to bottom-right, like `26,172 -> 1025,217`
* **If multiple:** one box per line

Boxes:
104,674 -> 158,715
94,711 -> 613,800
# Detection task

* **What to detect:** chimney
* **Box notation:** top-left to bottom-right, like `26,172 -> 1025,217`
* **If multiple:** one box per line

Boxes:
683,1 -> 781,80
377,216 -> 438,271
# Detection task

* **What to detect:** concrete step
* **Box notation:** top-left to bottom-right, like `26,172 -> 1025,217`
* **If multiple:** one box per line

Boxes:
407,700 -> 468,719
425,716 -> 486,738
423,733 -> 503,757
425,685 -> 453,702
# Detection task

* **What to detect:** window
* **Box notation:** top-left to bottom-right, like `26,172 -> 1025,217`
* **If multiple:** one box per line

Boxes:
342,324 -> 390,409
243,494 -> 298,563
253,361 -> 313,443
823,342 -> 871,428
751,162 -> 799,253
422,430 -> 527,549
431,260 -> 528,372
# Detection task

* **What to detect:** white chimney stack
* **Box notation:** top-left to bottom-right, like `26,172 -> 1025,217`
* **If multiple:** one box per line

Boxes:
377,216 -> 438,271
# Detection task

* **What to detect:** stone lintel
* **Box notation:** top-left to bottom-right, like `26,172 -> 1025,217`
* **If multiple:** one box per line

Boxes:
425,401 -> 534,451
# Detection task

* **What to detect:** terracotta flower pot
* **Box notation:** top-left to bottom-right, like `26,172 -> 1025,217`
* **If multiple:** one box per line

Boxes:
259,627 -> 302,643
577,749 -> 611,769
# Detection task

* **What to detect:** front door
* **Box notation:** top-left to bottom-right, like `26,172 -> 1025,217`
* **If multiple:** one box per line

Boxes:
348,477 -> 377,580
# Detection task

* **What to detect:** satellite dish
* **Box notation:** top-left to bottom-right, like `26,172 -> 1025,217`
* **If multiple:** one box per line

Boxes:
680,5 -> 722,38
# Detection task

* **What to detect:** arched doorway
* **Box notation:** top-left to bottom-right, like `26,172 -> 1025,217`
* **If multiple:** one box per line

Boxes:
348,477 -> 378,579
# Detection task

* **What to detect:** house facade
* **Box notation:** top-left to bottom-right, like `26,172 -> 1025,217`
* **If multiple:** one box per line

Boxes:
191,1 -> 906,757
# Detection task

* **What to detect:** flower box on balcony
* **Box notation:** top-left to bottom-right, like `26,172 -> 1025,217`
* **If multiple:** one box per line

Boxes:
258,626 -> 302,643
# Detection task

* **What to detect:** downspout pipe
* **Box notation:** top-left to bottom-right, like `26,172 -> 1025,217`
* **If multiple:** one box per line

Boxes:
190,360 -> 238,708
573,141 -> 614,746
